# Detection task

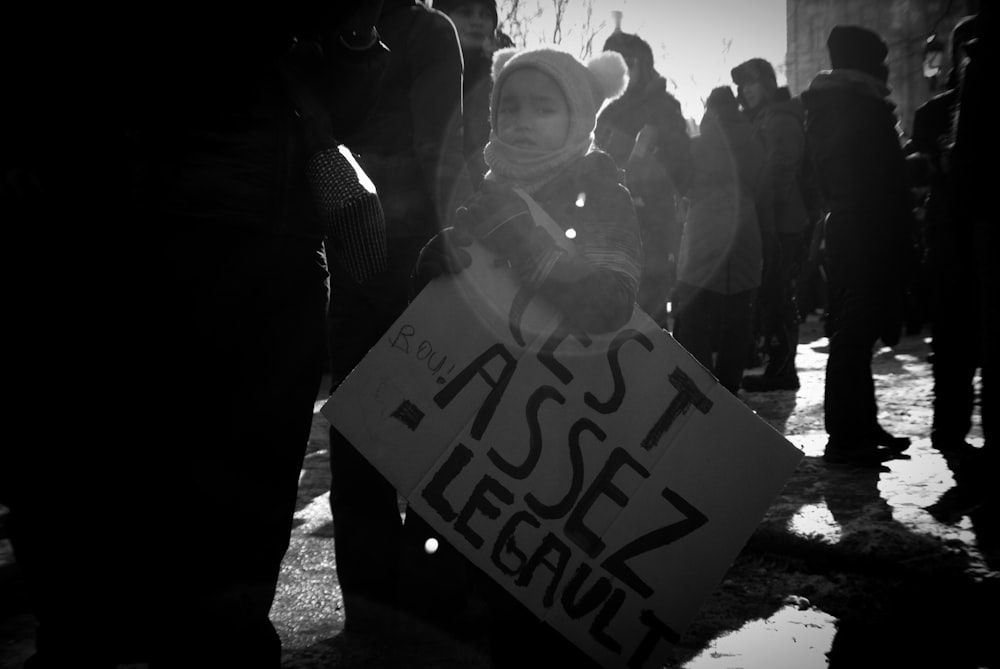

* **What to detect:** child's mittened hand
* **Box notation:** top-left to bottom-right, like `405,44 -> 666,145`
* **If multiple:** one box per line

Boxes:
454,182 -> 531,241
409,227 -> 473,299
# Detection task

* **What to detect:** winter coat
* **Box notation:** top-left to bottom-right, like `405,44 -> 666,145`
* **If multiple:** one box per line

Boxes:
342,0 -> 473,273
595,74 -> 693,197
800,70 -> 913,290
473,150 -> 642,333
594,73 -> 693,313
678,104 -> 773,294
128,13 -> 388,240
748,97 -> 814,236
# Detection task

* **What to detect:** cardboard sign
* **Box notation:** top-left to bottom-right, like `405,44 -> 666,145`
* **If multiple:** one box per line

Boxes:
322,240 -> 802,669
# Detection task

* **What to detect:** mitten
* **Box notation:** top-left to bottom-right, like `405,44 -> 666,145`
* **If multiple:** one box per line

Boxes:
307,145 -> 387,284
454,182 -> 533,252
409,227 -> 473,300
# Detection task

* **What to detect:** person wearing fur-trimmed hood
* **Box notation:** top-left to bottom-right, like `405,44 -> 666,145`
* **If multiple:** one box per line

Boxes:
411,45 -> 637,667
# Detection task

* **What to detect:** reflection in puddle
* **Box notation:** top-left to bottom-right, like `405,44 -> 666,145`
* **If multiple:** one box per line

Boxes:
683,603 -> 837,668
787,502 -> 841,543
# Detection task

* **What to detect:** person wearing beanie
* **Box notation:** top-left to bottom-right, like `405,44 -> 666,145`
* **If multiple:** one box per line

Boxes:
595,30 -> 694,330
411,46 -> 637,665
800,25 -> 915,466
433,0 -> 509,186
731,56 -> 822,392
672,85 -> 774,395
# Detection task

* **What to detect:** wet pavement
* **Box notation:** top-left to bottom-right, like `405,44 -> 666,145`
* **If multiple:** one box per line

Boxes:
1,315 -> 996,668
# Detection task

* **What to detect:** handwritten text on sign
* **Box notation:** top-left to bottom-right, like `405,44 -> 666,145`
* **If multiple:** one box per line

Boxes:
323,244 -> 802,669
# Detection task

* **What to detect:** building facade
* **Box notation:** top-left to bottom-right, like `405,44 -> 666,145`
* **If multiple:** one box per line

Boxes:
785,0 -> 979,137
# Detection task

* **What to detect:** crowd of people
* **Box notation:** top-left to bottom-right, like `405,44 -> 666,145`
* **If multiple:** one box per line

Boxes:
1,0 -> 991,666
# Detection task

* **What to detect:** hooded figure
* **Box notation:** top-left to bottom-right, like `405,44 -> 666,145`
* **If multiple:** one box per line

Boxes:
595,30 -> 694,328
800,25 -> 915,466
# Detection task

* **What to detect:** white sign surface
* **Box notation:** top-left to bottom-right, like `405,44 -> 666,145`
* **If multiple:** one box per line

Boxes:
322,241 -> 802,669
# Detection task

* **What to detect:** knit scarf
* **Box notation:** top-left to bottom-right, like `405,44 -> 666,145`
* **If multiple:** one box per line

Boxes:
482,133 -> 592,193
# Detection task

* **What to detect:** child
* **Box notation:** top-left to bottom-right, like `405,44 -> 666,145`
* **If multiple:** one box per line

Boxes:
415,45 -> 640,336
412,45 -> 637,667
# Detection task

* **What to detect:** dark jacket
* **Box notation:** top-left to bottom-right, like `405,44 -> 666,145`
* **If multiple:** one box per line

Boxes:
457,150 -> 642,334
800,70 -> 913,289
343,0 -> 473,267
748,97 -> 815,236
528,150 -> 642,332
126,9 -> 388,239
678,102 -> 773,294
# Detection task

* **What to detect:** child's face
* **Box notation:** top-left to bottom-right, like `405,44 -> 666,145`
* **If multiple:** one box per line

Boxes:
495,68 -> 570,151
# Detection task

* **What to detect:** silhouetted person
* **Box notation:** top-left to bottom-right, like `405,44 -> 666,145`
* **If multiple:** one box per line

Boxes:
801,25 -> 914,467
945,6 -> 994,499
326,0 -> 472,636
3,2 -> 390,666
905,14 -> 981,459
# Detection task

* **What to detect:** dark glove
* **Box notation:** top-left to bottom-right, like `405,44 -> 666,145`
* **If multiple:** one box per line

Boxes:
409,226 -> 473,301
454,182 -> 534,258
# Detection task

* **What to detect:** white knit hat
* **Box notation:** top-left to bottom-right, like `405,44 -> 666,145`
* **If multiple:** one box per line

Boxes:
490,47 -> 627,147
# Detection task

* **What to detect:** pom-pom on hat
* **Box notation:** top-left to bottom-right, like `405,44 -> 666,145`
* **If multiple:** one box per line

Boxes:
490,46 -> 627,148
827,25 -> 890,82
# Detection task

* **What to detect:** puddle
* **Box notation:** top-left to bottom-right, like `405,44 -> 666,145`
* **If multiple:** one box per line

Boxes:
682,603 -> 836,668
786,502 -> 841,543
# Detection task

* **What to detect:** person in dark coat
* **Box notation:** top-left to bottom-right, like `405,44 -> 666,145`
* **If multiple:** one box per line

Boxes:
595,29 -> 694,329
905,14 -> 981,461
732,57 -> 822,392
433,0 -> 511,187
3,2 -> 390,666
672,85 -> 774,395
801,25 -> 915,466
943,6 -> 995,498
326,0 -> 473,635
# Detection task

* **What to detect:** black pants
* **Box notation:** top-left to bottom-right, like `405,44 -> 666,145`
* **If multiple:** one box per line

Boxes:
823,276 -> 885,441
326,248 -> 472,631
755,231 -> 808,378
326,265 -> 408,627
926,213 -> 981,446
9,226 -> 330,667
672,283 -> 755,394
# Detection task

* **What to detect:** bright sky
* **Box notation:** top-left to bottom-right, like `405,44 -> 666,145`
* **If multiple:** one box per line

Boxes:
499,0 -> 787,121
